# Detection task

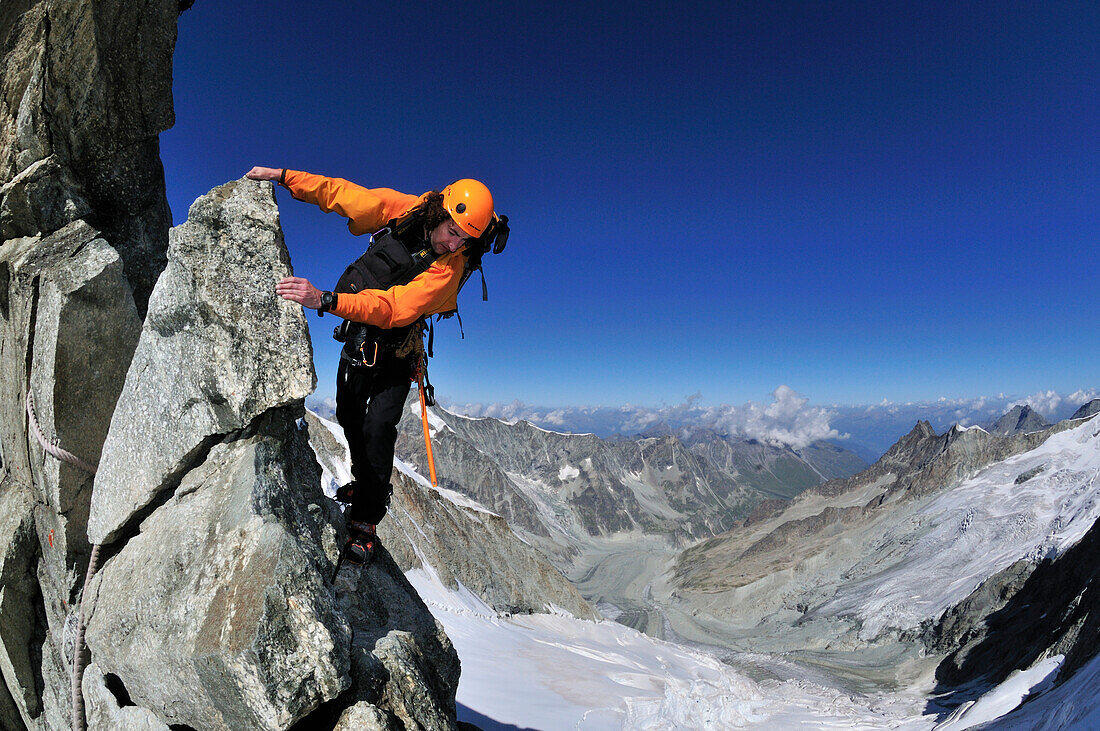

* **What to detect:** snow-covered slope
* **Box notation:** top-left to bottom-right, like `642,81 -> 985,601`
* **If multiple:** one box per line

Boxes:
304,409 -> 1100,729
408,541 -> 1077,730
663,414 -> 1100,649
818,413 -> 1100,639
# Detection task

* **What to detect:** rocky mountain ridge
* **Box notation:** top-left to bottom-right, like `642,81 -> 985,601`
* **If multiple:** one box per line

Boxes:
386,403 -> 866,640
394,405 -> 865,559
671,413 -> 1084,595
1072,398 -> 1100,420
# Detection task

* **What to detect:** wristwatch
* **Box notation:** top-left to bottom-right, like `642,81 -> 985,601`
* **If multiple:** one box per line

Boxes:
318,290 -> 337,317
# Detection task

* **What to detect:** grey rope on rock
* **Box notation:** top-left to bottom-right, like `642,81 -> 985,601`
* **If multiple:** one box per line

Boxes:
71,543 -> 100,731
26,388 -> 99,731
26,389 -> 98,474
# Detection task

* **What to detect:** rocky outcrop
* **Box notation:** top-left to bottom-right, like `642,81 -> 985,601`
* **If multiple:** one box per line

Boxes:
1,1 -> 178,725
81,662 -> 170,731
926,506 -> 1100,690
330,552 -> 460,731
85,407 -> 350,729
87,178 -> 314,545
70,180 -> 462,730
0,481 -> 39,728
1,217 -> 142,730
2,2 -> 464,728
1,0 -> 178,310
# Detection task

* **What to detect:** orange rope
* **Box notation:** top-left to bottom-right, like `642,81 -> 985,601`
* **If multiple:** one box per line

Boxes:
417,370 -> 438,487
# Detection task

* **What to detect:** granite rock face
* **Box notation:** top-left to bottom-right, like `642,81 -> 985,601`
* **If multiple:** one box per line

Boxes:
1,2 -> 466,723
88,178 -> 315,545
1,1 -> 178,725
74,179 -> 463,729
86,408 -> 350,730
0,219 -> 142,730
0,482 -> 39,727
81,663 -> 170,731
1,0 -> 178,309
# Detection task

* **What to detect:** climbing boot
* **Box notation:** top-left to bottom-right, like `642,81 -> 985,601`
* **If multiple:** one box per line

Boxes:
344,520 -> 380,565
335,481 -> 359,504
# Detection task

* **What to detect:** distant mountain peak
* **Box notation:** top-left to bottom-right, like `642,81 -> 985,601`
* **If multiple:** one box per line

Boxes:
988,404 -> 1051,436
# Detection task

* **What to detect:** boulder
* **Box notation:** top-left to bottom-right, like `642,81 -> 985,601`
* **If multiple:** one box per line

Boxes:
85,407 -> 350,730
88,178 -> 315,545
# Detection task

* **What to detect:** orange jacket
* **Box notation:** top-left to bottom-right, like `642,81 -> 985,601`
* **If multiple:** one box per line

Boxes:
281,170 -> 466,328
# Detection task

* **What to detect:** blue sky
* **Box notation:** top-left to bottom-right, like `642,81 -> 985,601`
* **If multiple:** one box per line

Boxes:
162,1 -> 1099,411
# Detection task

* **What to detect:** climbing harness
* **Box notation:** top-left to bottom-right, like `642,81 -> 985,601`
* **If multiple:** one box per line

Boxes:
27,389 -> 98,731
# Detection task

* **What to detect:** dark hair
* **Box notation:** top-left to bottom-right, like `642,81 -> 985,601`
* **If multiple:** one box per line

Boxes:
406,191 -> 450,240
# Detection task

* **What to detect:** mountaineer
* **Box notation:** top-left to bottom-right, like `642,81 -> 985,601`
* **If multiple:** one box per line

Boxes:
246,166 -> 507,564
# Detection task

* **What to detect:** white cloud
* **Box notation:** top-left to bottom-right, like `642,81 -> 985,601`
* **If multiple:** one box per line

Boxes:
705,386 -> 842,449
441,386 -> 842,448
1009,390 -> 1063,416
1068,389 -> 1100,407
442,387 -> 1099,450
447,399 -> 549,424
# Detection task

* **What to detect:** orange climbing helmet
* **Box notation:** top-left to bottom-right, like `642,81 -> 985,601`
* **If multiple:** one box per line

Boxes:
442,179 -> 494,238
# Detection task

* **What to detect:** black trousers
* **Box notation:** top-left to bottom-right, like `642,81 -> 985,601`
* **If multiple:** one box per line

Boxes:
335,354 -> 413,524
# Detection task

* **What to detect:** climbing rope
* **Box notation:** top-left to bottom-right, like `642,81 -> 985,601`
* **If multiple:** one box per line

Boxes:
25,390 -> 98,474
26,388 -> 99,731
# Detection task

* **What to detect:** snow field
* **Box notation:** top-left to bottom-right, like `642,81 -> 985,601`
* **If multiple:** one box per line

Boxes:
820,415 -> 1100,639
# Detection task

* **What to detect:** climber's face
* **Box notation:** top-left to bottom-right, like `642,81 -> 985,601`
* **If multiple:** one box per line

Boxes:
430,218 -> 470,255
